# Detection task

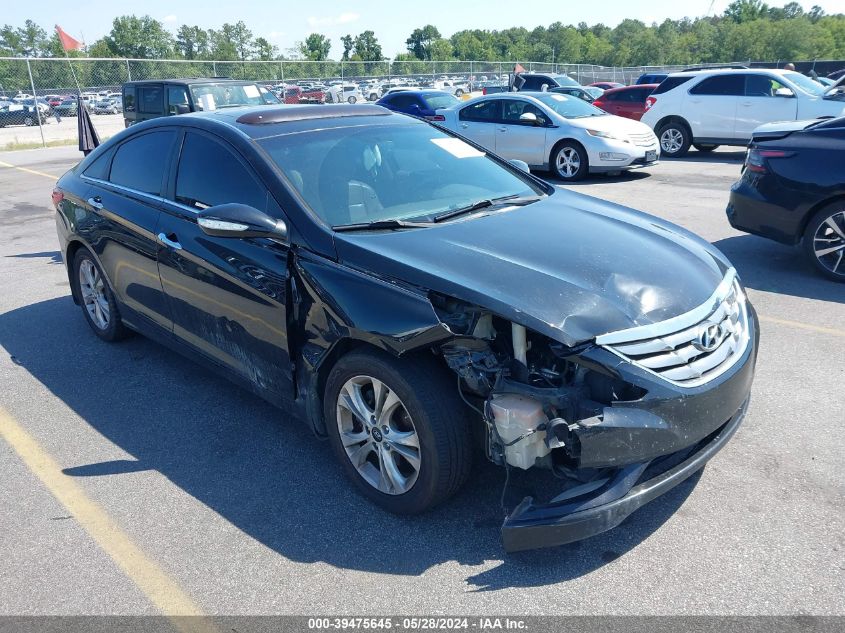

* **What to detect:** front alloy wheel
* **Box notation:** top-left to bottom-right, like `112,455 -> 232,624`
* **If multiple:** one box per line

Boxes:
805,206 -> 845,281
552,142 -> 588,181
336,376 -> 421,495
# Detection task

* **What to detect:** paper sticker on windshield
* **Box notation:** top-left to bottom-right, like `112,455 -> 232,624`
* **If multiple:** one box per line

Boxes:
431,137 -> 485,158
244,85 -> 260,98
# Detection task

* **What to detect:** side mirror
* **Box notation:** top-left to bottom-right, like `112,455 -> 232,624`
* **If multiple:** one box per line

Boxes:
175,104 -> 190,114
408,103 -> 421,112
509,159 -> 530,173
518,112 -> 542,126
197,203 -> 288,240
774,89 -> 795,98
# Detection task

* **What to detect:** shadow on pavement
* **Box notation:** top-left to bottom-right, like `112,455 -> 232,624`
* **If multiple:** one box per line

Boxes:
713,235 -> 844,304
6,250 -> 62,264
0,296 -> 699,588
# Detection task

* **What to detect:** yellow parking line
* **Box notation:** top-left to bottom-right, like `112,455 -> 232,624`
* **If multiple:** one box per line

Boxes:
0,159 -> 58,180
758,314 -> 845,338
0,406 -> 214,631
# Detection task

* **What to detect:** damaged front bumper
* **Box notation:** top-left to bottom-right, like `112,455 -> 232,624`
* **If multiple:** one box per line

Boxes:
502,396 -> 749,552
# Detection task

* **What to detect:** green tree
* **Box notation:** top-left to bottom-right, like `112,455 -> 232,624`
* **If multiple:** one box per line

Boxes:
405,25 -> 441,60
352,30 -> 382,62
253,37 -> 277,61
299,33 -> 331,61
176,25 -> 209,60
725,0 -> 771,23
104,15 -> 174,58
429,38 -> 453,61
340,34 -> 353,61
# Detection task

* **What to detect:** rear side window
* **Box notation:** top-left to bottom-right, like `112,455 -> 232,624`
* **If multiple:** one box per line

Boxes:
390,94 -> 420,109
460,100 -> 501,122
520,76 -> 549,91
122,88 -> 135,113
652,76 -> 693,95
109,131 -> 176,195
174,132 -> 265,211
138,86 -> 164,114
689,75 -> 745,96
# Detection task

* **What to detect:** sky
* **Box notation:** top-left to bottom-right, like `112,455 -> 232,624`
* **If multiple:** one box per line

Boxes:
7,0 -> 844,59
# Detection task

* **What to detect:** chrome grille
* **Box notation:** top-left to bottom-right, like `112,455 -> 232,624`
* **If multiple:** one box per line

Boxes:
597,271 -> 750,387
629,132 -> 657,147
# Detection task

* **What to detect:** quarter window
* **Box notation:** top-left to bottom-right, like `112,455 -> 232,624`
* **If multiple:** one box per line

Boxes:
109,131 -> 176,195
175,133 -> 265,211
689,75 -> 745,96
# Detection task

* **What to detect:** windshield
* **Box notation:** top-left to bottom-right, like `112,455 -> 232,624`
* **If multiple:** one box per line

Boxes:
258,123 -> 543,228
190,83 -> 280,110
421,93 -> 460,109
550,74 -> 579,87
532,93 -> 607,118
783,72 -> 826,97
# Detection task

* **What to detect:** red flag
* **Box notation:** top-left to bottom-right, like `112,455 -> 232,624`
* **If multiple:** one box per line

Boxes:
55,25 -> 83,51
513,63 -> 526,75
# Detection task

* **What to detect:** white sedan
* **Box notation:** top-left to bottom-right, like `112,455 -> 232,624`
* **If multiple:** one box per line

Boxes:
436,92 -> 660,180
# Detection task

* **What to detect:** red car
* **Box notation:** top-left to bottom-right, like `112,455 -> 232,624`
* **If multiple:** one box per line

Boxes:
592,84 -> 658,121
589,82 -> 624,91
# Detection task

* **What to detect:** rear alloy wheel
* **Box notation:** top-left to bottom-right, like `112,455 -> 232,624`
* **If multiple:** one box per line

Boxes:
658,122 -> 691,157
552,142 -> 588,181
347,95 -> 357,104
804,205 -> 845,282
73,249 -> 129,341
24,116 -> 34,126
455,89 -> 464,97
693,143 -> 719,153
324,350 -> 471,514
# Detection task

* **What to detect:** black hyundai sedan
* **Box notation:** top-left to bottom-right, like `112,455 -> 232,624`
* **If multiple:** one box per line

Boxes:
53,104 -> 758,551
727,116 -> 845,282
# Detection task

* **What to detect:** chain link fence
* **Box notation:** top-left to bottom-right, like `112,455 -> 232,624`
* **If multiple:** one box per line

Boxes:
2,56 -> 842,148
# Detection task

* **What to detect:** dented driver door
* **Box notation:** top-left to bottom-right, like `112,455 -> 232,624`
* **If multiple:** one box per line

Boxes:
156,130 -> 292,398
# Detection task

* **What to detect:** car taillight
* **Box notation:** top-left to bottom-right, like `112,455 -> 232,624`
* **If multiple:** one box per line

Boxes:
425,115 -> 446,122
51,189 -> 64,208
482,87 -> 488,95
644,96 -> 656,110
593,100 -> 604,109
745,148 -> 793,174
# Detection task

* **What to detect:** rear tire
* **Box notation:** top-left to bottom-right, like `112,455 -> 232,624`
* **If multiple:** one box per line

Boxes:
693,143 -> 719,153
347,95 -> 357,104
803,203 -> 845,282
658,121 -> 691,157
24,116 -> 34,126
73,249 -> 129,341
324,350 -> 472,514
551,141 -> 589,181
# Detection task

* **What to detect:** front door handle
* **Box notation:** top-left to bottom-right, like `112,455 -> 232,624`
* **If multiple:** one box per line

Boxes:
498,126 -> 507,132
460,123 -> 468,129
157,232 -> 182,250
87,196 -> 103,210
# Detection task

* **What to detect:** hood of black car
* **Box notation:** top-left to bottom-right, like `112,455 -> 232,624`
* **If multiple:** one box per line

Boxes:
333,189 -> 730,347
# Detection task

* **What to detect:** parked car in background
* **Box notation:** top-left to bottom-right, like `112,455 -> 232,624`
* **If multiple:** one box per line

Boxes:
18,97 -> 52,116
642,69 -> 845,157
590,82 -> 625,90
514,73 -> 580,91
93,98 -> 122,115
548,86 -> 598,102
437,92 -> 659,181
326,84 -> 363,104
122,78 -> 281,127
376,89 -> 459,120
636,73 -> 669,85
727,116 -> 845,282
593,84 -> 658,121
280,85 -> 302,104
53,99 -> 79,117
434,79 -> 470,97
0,105 -> 48,127
53,104 -> 756,552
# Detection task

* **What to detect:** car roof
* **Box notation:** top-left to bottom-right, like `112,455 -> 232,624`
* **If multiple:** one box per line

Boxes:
124,78 -> 260,86
667,68 -> 794,78
605,84 -> 659,92
145,104 -> 414,140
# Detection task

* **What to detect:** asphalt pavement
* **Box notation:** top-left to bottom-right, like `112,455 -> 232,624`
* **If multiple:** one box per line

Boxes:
0,146 -> 842,617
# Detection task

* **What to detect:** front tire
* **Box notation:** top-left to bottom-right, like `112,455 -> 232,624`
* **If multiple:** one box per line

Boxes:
347,95 -> 357,104
324,350 -> 472,514
803,203 -> 845,282
551,141 -> 589,181
658,121 -> 691,157
73,249 -> 129,341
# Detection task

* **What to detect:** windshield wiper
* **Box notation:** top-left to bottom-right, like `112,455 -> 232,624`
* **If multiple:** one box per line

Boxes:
333,219 -> 433,232
432,194 -> 542,223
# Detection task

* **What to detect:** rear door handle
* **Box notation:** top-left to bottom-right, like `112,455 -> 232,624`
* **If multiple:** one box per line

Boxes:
740,101 -> 752,107
497,126 -> 507,132
87,196 -> 103,210
459,123 -> 468,128
157,232 -> 182,250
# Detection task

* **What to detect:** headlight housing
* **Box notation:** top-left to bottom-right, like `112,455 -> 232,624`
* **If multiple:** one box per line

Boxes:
586,129 -> 629,143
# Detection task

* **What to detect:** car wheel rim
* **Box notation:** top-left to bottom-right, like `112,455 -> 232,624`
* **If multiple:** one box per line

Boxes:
660,128 -> 683,153
79,259 -> 110,330
813,211 -> 845,276
556,147 -> 581,178
336,375 -> 421,495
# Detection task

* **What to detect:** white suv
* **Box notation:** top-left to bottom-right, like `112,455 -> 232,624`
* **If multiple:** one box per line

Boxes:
641,68 -> 845,157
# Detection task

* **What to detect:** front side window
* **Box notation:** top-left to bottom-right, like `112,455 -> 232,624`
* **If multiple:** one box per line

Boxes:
109,131 -> 176,195
258,122 -> 544,227
689,75 -> 745,96
501,100 -> 548,124
189,83 -> 280,110
175,133 -> 265,211
167,86 -> 190,114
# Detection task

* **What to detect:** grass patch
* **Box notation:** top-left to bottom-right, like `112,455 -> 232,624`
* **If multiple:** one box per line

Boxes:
1,136 -> 112,152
